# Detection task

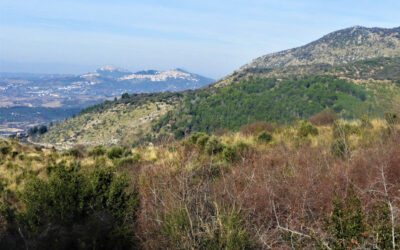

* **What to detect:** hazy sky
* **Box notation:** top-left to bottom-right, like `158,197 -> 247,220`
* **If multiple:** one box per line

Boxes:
1,0 -> 400,79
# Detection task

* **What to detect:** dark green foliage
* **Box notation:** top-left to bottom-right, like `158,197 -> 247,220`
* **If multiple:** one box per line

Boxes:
222,146 -> 238,162
19,162 -> 138,249
370,202 -> 400,249
28,125 -> 48,136
205,137 -> 225,155
88,145 -> 106,157
121,93 -> 129,99
297,121 -> 318,137
114,153 -> 141,168
0,146 -> 11,155
327,188 -> 366,249
107,146 -> 125,159
257,132 -> 273,143
155,76 -> 369,136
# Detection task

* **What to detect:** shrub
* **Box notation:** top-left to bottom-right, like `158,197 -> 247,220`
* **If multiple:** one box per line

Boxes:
205,137 -> 225,155
360,114 -> 373,129
187,132 -> 208,145
197,134 -> 210,150
222,145 -> 238,162
107,146 -> 125,159
0,146 -> 11,155
115,153 -> 141,168
240,121 -> 275,136
88,145 -> 106,157
162,206 -> 253,249
308,110 -> 337,126
297,121 -> 318,137
19,162 -> 138,249
327,188 -> 366,249
257,132 -> 273,144
384,112 -> 398,125
64,145 -> 86,158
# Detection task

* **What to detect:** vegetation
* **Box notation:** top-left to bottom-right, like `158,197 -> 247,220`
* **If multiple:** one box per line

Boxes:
3,117 -> 400,248
154,76 -> 371,138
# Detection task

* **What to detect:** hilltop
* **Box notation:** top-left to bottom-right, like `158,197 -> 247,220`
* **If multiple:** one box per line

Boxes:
32,25 -> 400,148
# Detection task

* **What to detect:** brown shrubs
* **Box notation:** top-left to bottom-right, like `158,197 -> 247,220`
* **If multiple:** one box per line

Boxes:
240,121 -> 275,136
308,110 -> 337,126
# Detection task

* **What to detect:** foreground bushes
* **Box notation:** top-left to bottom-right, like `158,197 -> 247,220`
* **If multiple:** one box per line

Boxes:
3,162 -> 138,249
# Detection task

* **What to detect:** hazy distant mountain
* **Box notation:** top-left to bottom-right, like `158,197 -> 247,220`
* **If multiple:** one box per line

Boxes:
0,66 -> 213,135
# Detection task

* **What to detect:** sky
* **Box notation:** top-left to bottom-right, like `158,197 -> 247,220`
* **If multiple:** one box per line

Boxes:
0,0 -> 400,79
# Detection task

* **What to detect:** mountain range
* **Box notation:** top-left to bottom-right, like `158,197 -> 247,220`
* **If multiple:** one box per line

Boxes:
0,67 -> 213,137
27,25 -> 400,148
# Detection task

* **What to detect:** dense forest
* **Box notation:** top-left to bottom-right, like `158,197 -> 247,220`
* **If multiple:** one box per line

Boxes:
154,76 -> 372,138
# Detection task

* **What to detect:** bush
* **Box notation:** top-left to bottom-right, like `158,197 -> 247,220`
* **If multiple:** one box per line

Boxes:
197,134 -> 210,150
0,146 -> 11,155
162,206 -> 253,249
257,132 -> 273,144
222,146 -> 238,162
115,153 -> 141,168
88,145 -> 106,157
19,162 -> 138,249
205,137 -> 225,155
187,132 -> 208,145
360,114 -> 373,129
297,121 -> 318,137
308,110 -> 337,126
240,121 -> 275,136
63,145 -> 86,158
107,146 -> 125,159
384,112 -> 399,125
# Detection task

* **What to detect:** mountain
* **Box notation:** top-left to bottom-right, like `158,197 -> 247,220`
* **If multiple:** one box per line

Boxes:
0,67 -> 213,136
219,26 -> 400,85
31,26 -> 400,148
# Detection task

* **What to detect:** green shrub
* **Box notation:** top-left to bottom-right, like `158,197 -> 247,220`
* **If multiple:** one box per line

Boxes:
88,145 -> 106,157
327,188 -> 366,249
187,132 -> 208,145
197,134 -> 210,150
19,162 -> 138,249
297,121 -> 318,137
257,132 -> 273,144
107,146 -> 125,159
0,146 -> 10,156
222,145 -> 238,162
115,153 -> 141,168
205,137 -> 225,155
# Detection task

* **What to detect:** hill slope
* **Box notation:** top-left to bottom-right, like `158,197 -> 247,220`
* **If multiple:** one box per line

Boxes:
32,26 -> 400,148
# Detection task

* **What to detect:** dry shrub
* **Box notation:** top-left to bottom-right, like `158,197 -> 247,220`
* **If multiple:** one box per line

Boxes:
308,110 -> 337,126
240,121 -> 275,136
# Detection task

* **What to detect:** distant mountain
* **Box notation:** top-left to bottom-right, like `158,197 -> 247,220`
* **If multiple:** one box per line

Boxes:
0,67 -> 213,135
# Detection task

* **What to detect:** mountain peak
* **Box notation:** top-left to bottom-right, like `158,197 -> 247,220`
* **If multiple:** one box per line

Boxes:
239,25 -> 400,72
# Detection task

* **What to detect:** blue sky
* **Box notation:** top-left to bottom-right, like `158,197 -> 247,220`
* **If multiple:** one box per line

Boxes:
0,0 -> 399,79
